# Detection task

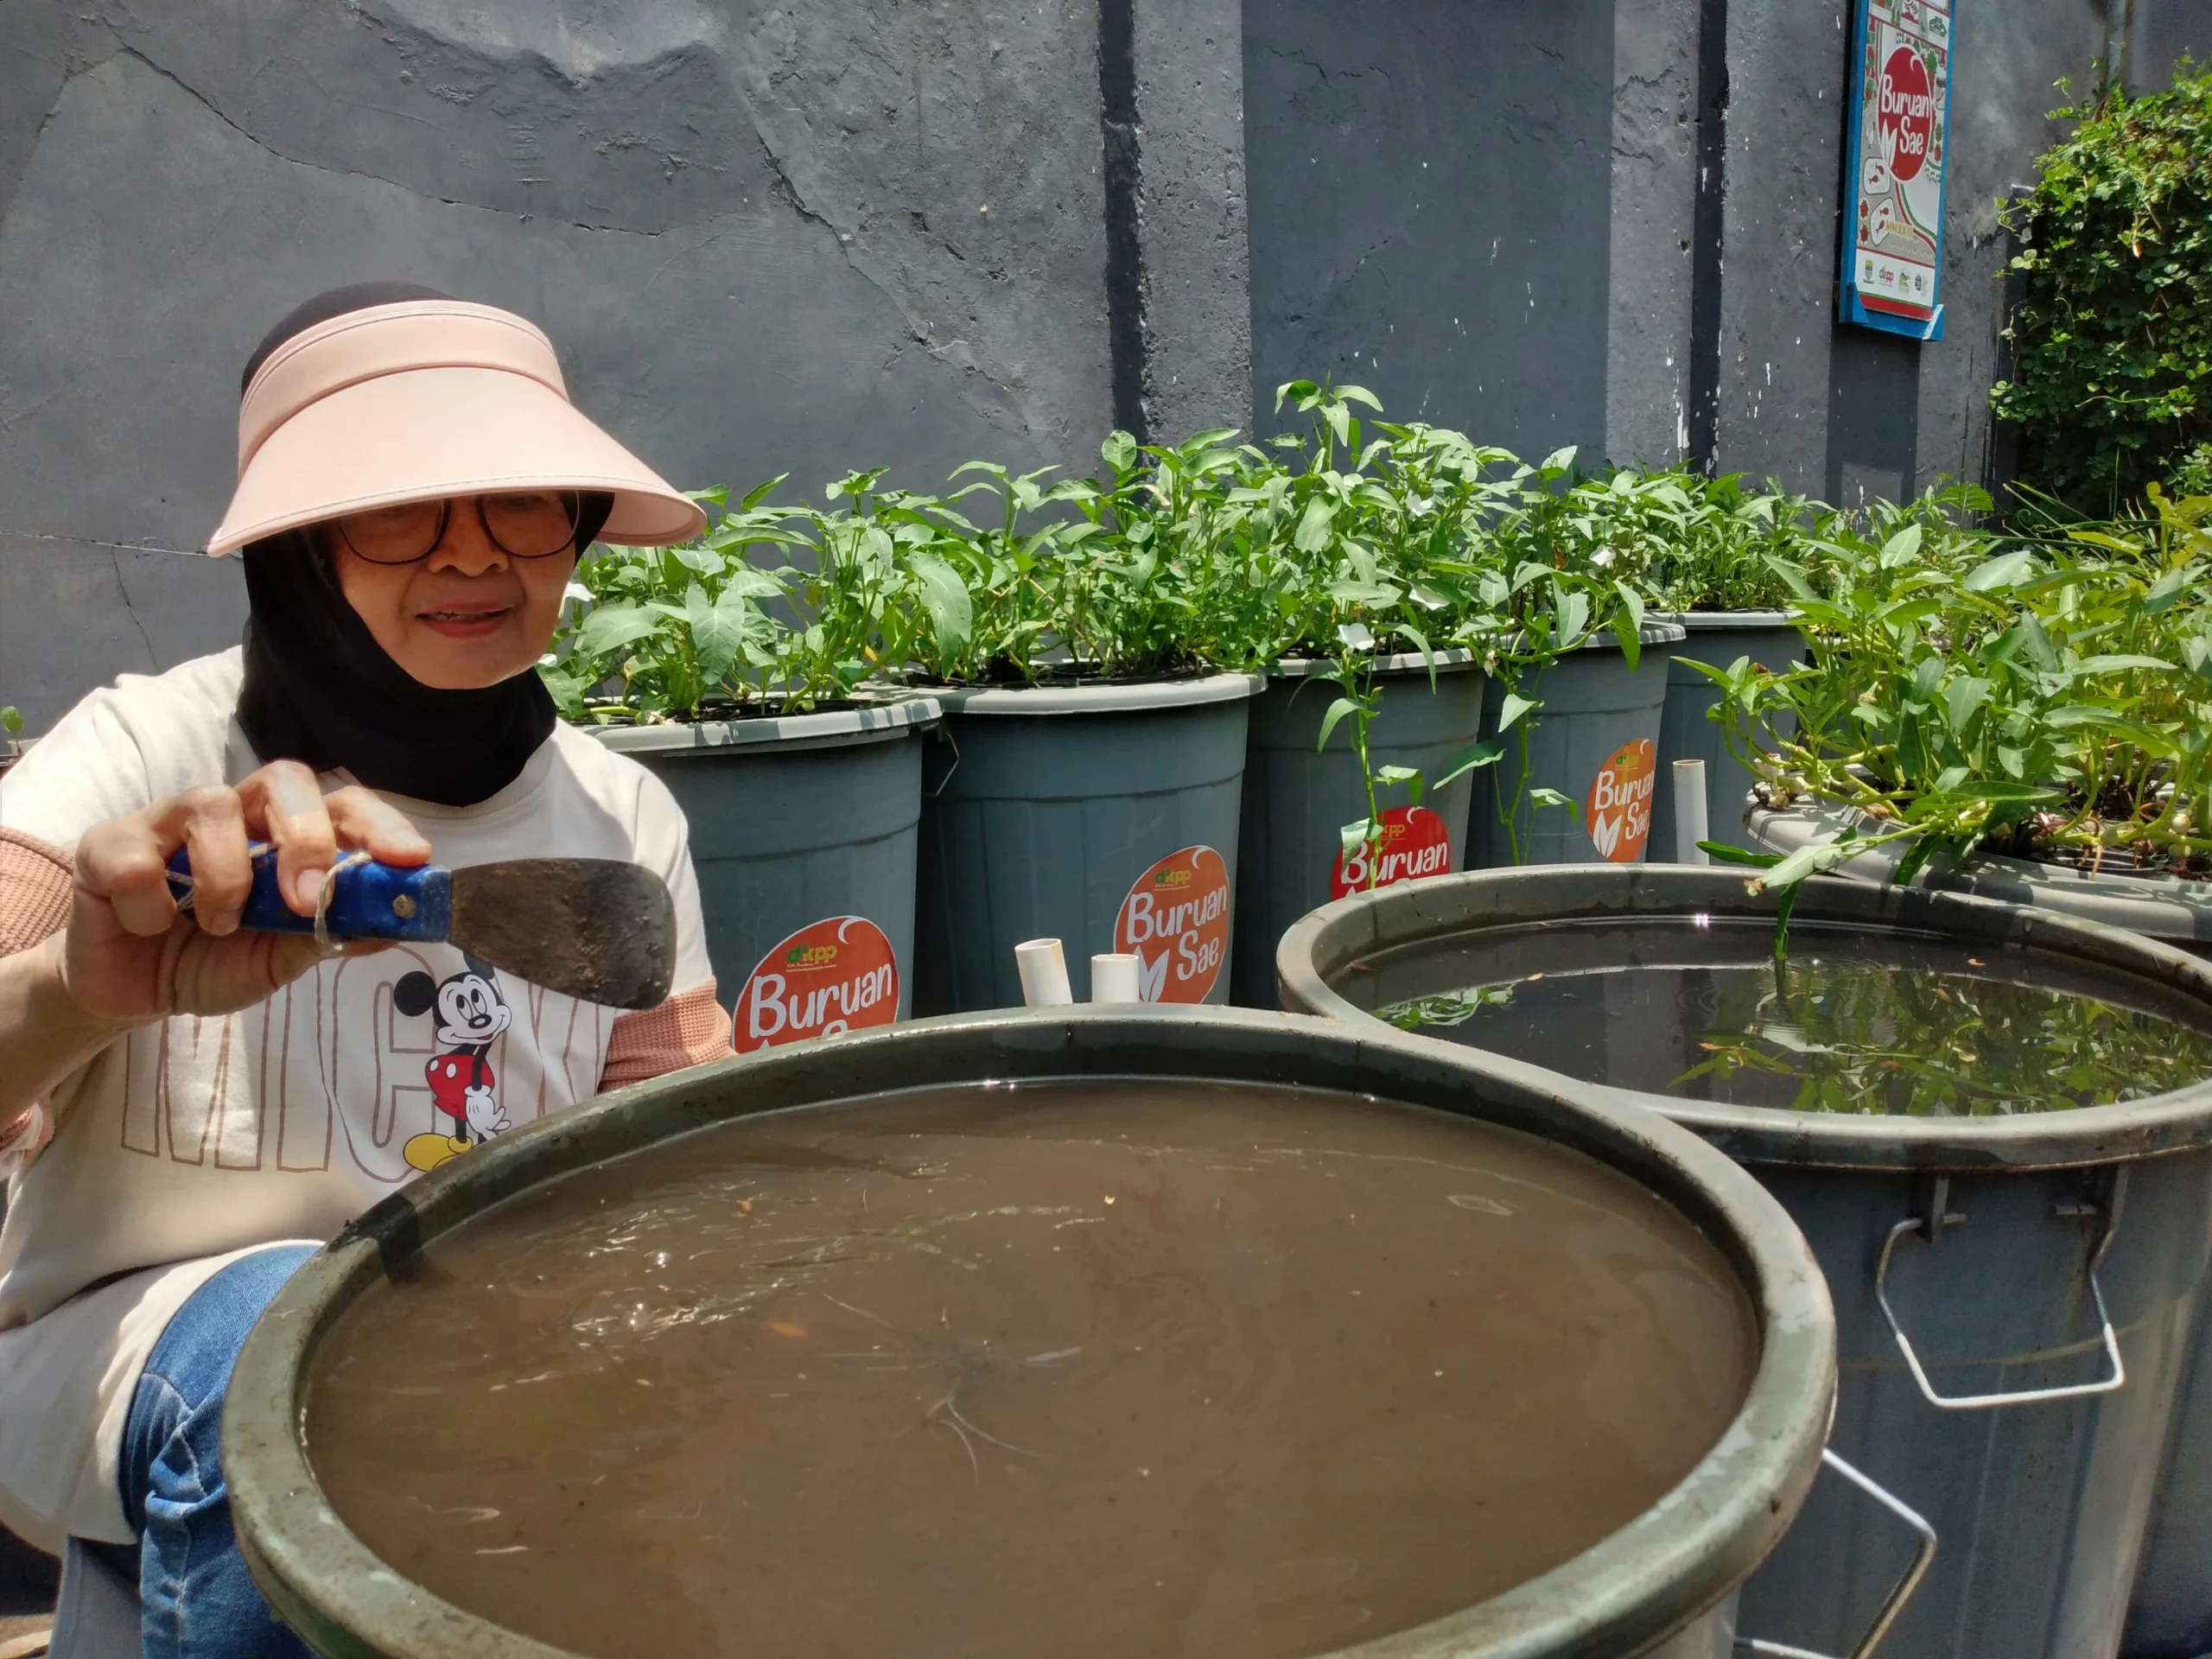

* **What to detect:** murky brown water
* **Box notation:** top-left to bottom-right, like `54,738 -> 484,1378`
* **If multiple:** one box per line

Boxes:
306,1081 -> 1756,1659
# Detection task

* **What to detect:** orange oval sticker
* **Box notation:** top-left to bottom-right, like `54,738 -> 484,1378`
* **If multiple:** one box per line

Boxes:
1586,739 -> 1657,863
1331,804 -> 1452,899
1114,845 -> 1231,1003
736,916 -> 899,1052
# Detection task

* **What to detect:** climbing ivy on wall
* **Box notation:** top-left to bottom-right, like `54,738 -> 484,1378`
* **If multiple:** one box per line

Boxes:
1992,64 -> 2212,514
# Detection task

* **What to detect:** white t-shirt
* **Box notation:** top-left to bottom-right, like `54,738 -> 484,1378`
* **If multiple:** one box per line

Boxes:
0,648 -> 732,1548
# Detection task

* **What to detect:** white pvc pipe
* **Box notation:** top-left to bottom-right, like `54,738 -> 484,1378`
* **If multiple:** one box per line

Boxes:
1673,759 -> 1711,866
1090,953 -> 1143,1004
1014,937 -> 1074,1007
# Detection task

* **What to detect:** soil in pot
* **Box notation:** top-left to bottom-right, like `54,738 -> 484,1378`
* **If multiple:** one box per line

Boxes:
303,1078 -> 1754,1659
1362,916 -> 2212,1116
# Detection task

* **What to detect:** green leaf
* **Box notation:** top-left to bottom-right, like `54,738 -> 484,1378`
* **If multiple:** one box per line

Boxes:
1294,497 -> 1336,552
1961,550 -> 2036,591
1700,841 -> 1782,868
1430,739 -> 1505,789
1315,696 -> 1363,752
1528,786 -> 1580,817
1497,691 -> 1539,732
1943,677 -> 1991,732
571,602 -> 663,658
906,551 -> 974,664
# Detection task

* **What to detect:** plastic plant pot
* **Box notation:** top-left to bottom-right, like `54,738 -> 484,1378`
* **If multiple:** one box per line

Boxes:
1466,623 -> 1686,869
1229,651 -> 1485,1007
1647,612 -> 1804,861
589,697 -> 938,1049
913,674 -> 1262,1012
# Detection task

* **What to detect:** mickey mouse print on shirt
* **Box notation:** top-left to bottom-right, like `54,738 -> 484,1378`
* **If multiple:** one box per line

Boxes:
397,957 -> 516,1173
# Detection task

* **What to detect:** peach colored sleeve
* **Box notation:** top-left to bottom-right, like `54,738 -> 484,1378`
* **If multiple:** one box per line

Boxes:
1,827 -> 73,957
0,829 -> 73,1165
598,979 -> 736,1090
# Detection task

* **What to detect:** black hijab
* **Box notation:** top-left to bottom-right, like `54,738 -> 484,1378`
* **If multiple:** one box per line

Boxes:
231,283 -> 611,806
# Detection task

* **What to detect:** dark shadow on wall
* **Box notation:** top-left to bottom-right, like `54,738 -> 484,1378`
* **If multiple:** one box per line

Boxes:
1243,0 -> 1615,457
1825,327 -> 1921,506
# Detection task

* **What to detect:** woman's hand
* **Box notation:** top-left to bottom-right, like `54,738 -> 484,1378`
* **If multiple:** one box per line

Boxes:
60,760 -> 433,1026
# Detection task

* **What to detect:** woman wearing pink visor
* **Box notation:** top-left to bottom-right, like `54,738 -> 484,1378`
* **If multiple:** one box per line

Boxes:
0,284 -> 734,1655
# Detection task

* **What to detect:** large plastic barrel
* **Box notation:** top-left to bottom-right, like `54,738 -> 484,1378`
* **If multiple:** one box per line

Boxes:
1647,613 -> 1803,861
1230,652 -> 1485,1007
590,699 -> 937,1047
223,1006 -> 1834,1659
913,676 -> 1260,1011
1467,624 -> 1684,868
1279,868 -> 2212,1659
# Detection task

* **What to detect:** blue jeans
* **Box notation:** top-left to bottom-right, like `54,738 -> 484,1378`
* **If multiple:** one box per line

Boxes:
101,1244 -> 318,1659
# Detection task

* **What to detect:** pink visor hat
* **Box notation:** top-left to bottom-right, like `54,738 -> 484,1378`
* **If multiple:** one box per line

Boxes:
205,300 -> 707,555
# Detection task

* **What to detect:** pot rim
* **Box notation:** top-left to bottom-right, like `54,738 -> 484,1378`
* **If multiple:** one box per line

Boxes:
1277,864 -> 2212,1171
581,695 -> 941,754
225,1006 -> 1834,1659
1268,648 -> 1484,679
1644,611 -> 1799,631
1749,800 -> 2212,911
933,671 -> 1263,716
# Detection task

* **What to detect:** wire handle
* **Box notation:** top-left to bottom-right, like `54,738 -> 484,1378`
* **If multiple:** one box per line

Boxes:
1735,1448 -> 1937,1659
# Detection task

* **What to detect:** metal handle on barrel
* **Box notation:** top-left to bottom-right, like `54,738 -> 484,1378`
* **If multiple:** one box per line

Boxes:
1874,1170 -> 2127,1410
1734,1449 -> 1936,1659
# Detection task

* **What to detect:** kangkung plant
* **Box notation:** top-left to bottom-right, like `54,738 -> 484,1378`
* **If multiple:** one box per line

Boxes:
1697,487 -> 2212,906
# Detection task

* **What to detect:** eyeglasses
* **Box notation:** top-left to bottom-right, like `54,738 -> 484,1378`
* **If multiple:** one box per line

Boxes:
333,493 -> 581,565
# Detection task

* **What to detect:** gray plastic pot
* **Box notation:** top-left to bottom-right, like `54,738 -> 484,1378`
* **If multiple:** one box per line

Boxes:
1279,867 -> 2212,1659
914,675 -> 1261,1012
224,1005 -> 1835,1659
1751,799 -> 2212,951
1468,624 -> 1685,869
1647,613 -> 1804,862
589,698 -> 938,1046
1230,651 -> 1486,1007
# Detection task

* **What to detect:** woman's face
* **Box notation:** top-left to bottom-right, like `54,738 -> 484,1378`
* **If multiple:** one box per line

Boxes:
329,497 -> 575,690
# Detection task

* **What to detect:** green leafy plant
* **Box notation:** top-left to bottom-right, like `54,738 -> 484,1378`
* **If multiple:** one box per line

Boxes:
1993,62 -> 2212,514
0,707 -> 21,736
1700,486 -> 2212,901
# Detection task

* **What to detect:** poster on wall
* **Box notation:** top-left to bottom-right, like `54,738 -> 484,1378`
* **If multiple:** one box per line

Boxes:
1840,0 -> 1953,340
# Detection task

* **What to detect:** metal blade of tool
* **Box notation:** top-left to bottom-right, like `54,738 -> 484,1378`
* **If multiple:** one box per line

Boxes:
448,858 -> 677,1010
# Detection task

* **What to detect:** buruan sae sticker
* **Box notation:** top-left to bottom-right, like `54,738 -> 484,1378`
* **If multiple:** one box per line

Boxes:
1330,804 -> 1452,899
737,916 -> 899,1052
1586,739 -> 1656,863
1114,845 -> 1230,1003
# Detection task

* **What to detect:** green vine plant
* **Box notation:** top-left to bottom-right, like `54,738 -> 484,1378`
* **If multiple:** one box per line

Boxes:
1992,60 -> 2212,517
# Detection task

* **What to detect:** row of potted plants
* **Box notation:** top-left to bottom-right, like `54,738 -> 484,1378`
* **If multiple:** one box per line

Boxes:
556,385 -> 2212,1027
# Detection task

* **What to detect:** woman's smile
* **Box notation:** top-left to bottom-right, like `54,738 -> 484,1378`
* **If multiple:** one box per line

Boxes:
416,600 -> 514,639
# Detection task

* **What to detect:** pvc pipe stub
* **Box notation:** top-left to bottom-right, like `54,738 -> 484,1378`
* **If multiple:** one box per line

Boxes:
1672,759 -> 1710,866
1090,953 -> 1143,1004
1014,938 -> 1074,1007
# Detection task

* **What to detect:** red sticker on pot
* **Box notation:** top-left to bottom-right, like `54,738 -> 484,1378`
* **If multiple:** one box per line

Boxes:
736,917 -> 899,1052
1115,845 -> 1231,1003
1586,739 -> 1657,863
1330,805 -> 1453,899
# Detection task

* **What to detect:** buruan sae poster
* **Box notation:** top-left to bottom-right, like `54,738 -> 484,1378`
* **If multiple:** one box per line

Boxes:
1840,0 -> 1953,340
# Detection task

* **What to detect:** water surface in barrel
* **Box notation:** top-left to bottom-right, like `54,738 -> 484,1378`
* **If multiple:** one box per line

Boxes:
306,1080 -> 1752,1658
1356,916 -> 2212,1115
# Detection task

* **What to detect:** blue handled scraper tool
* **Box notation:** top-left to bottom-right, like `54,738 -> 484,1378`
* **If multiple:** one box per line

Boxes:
165,847 -> 677,1010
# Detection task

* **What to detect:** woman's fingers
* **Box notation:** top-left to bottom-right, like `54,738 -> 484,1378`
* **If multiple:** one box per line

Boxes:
236,760 -> 341,914
77,786 -> 252,938
322,787 -> 433,866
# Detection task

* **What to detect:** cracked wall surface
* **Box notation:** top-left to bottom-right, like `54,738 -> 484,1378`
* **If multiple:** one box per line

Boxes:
1,0 -> 1120,729
1242,0 -> 1616,458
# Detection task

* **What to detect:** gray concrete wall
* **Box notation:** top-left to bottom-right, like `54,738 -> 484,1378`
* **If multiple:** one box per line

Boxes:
1243,0 -> 1618,460
1606,0 -> 1701,468
0,0 -> 1192,733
